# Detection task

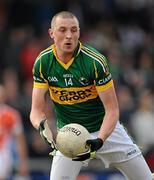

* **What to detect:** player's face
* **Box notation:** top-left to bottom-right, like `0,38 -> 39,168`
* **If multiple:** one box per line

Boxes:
49,17 -> 80,55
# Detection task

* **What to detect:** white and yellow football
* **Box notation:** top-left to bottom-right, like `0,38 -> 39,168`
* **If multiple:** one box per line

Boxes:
56,123 -> 90,158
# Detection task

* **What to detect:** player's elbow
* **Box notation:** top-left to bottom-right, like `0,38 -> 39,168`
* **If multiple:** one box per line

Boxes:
29,110 -> 37,129
29,111 -> 33,124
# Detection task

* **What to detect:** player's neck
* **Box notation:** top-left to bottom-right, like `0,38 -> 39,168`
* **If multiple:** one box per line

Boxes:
56,51 -> 73,64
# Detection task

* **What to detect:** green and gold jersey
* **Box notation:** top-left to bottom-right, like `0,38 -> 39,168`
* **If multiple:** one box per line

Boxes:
33,42 -> 113,133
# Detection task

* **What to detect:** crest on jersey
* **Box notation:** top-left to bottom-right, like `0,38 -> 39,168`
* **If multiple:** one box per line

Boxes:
79,77 -> 89,86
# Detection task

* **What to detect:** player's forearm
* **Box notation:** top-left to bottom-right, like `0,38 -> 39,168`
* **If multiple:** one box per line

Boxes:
30,108 -> 46,130
98,107 -> 119,141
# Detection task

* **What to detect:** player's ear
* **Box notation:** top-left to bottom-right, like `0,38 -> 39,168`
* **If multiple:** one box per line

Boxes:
78,28 -> 80,39
48,28 -> 54,39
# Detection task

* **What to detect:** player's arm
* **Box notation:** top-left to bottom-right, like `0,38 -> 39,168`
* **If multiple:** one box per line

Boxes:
73,83 -> 119,161
97,84 -> 119,141
30,87 -> 57,154
73,55 -> 119,161
30,87 -> 48,129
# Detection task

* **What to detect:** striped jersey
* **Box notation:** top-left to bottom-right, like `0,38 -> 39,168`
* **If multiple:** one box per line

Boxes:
33,42 -> 113,133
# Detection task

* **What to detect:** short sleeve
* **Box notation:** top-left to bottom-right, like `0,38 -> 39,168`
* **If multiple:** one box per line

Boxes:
32,56 -> 49,88
94,56 -> 113,92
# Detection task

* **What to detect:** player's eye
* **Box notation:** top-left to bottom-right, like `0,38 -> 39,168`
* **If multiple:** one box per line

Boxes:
71,28 -> 78,32
59,28 -> 66,32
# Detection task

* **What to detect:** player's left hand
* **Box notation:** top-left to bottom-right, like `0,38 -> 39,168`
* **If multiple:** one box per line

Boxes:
72,138 -> 103,161
39,119 -> 57,156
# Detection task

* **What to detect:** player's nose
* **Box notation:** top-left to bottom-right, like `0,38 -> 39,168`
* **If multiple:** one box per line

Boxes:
66,30 -> 72,38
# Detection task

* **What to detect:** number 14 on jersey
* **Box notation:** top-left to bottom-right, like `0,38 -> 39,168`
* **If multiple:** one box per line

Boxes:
64,78 -> 73,86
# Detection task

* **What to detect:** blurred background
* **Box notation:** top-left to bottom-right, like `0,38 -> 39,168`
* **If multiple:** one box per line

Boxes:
0,0 -> 154,179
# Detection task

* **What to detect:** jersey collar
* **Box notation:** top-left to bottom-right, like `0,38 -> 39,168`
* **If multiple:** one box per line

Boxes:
52,41 -> 81,70
73,41 -> 81,57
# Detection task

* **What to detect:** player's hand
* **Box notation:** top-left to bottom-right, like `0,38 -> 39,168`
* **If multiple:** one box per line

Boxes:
72,138 -> 103,161
39,119 -> 57,155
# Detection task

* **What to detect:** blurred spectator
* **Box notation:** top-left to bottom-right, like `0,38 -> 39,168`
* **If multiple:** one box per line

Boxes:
0,2 -> 9,71
0,84 -> 29,179
107,47 -> 122,83
118,24 -> 145,53
2,68 -> 27,117
117,85 -> 135,132
130,89 -> 154,171
2,68 -> 31,126
130,89 -> 154,153
20,79 -> 33,129
20,37 -> 44,81
136,49 -> 154,90
119,53 -> 146,95
3,27 -> 33,75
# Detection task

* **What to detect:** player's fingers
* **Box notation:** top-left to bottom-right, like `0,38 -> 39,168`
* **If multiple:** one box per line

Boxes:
72,154 -> 90,161
49,149 -> 57,156
86,139 -> 93,145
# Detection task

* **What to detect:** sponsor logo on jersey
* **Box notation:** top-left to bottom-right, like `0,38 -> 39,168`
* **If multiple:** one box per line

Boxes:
49,85 -> 98,105
79,77 -> 89,86
33,76 -> 44,82
48,76 -> 58,82
98,74 -> 112,85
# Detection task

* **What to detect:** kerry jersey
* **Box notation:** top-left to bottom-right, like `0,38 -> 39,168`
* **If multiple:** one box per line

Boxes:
33,42 -> 113,133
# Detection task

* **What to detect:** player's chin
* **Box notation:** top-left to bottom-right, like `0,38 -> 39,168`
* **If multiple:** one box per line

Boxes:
63,48 -> 74,54
64,44 -> 76,52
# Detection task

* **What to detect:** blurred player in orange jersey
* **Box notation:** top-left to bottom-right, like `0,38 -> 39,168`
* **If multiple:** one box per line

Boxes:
0,84 -> 29,180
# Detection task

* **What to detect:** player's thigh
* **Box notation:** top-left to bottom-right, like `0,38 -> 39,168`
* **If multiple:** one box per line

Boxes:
50,152 -> 83,180
113,154 -> 153,180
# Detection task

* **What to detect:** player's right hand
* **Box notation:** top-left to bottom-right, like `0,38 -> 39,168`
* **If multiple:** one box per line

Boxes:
72,138 -> 103,161
39,119 -> 57,155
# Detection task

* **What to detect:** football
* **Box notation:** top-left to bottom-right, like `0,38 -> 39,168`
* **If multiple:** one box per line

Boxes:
56,123 -> 91,158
